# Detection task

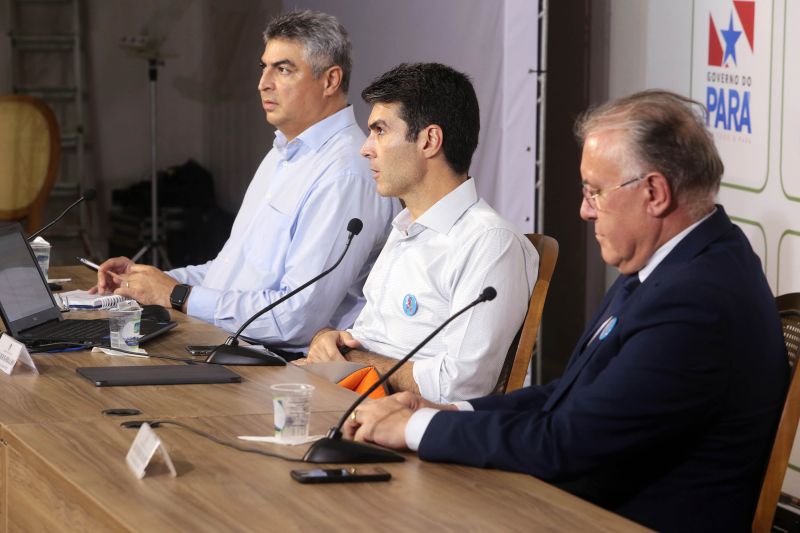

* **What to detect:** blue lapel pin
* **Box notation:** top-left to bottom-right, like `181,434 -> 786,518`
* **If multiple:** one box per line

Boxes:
599,316 -> 618,340
402,294 -> 418,316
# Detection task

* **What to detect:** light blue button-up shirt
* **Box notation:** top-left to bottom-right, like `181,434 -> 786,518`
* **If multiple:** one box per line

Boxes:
168,106 -> 396,351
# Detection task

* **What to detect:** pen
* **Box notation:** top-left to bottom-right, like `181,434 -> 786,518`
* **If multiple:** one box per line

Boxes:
77,257 -> 101,271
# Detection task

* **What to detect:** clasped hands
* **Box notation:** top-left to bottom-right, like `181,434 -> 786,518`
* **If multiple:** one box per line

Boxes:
89,256 -> 177,308
341,391 -> 447,450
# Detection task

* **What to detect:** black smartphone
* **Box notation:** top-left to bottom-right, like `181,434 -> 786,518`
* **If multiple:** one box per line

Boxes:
290,467 -> 391,484
185,345 -> 216,356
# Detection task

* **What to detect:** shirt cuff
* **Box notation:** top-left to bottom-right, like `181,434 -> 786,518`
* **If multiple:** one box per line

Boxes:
453,401 -> 474,411
185,285 -> 221,323
405,407 -> 439,451
404,402 -> 473,451
166,267 -> 188,284
411,356 -> 441,402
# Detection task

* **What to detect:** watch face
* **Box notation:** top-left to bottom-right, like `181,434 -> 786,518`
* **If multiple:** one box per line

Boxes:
171,284 -> 190,307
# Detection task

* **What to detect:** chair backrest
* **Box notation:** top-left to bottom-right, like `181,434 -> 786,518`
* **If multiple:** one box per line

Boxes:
752,292 -> 800,533
0,94 -> 60,234
493,233 -> 559,394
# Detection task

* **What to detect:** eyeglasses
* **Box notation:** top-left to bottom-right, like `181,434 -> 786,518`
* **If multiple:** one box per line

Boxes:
581,175 -> 646,210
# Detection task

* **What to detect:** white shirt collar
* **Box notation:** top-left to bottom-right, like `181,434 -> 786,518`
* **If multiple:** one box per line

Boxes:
637,207 -> 717,282
392,177 -> 478,236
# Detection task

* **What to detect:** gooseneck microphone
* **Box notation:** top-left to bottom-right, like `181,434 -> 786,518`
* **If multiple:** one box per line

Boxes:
28,188 -> 97,241
206,218 -> 364,366
303,286 -> 497,464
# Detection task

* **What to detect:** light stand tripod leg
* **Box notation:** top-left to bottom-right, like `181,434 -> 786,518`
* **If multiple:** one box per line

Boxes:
149,58 -> 160,268
130,57 -> 172,270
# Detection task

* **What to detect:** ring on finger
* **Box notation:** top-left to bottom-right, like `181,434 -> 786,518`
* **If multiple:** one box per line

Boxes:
349,409 -> 358,423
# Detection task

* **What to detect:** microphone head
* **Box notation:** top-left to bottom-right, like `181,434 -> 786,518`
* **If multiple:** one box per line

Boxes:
347,218 -> 363,236
83,188 -> 97,201
480,287 -> 497,301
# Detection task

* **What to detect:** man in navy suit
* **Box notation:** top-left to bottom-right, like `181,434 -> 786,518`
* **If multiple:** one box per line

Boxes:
342,90 -> 789,532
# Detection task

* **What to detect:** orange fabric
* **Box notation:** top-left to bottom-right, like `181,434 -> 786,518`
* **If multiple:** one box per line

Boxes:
337,366 -> 387,399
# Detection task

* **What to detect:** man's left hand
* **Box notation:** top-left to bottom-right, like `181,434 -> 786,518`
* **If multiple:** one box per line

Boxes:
342,396 -> 414,450
113,264 -> 178,308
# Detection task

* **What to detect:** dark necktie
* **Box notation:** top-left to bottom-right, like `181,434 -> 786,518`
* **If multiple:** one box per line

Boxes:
583,273 -> 641,351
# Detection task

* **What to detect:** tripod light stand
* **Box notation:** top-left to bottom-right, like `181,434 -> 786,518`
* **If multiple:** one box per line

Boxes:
130,57 -> 171,268
120,31 -> 172,269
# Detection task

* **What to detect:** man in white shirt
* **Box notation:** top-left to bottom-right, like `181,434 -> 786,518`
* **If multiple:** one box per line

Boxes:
92,11 -> 395,351
306,63 -> 538,402
336,90 -> 788,532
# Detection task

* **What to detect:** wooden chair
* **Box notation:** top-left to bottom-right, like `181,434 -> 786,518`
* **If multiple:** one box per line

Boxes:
752,292 -> 800,533
493,233 -> 559,394
0,94 -> 60,234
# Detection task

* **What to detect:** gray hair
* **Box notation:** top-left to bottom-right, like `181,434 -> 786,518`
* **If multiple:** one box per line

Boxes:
575,90 -> 724,212
263,10 -> 352,93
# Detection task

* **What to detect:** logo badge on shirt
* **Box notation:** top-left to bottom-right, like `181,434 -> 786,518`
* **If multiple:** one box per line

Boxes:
402,294 -> 418,316
599,316 -> 618,340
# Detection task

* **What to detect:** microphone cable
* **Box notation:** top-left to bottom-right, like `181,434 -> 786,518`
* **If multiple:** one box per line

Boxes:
29,341 -> 207,364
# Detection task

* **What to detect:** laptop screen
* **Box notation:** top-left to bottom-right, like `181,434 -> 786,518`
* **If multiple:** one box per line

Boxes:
0,224 -> 61,335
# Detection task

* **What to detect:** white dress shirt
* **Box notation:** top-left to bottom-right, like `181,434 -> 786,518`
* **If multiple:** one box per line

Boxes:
168,106 -> 396,351
349,178 -> 538,402
404,207 -> 717,449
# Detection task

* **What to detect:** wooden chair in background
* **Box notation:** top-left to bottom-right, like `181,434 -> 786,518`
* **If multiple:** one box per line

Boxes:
753,292 -> 800,532
493,233 -> 559,394
0,94 -> 60,234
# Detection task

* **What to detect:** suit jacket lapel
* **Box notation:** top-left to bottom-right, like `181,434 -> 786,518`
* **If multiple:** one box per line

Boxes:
542,278 -> 629,412
540,206 -> 733,413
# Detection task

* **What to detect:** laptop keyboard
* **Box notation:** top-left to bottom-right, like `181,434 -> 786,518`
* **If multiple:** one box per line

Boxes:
21,319 -> 110,343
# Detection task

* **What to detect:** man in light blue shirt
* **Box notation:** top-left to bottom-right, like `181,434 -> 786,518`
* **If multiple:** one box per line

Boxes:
93,11 -> 395,351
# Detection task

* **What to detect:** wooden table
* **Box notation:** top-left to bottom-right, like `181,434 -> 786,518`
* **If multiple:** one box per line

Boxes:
0,267 -> 648,532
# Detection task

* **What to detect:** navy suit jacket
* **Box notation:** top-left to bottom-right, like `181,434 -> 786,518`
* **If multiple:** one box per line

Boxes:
418,207 -> 788,532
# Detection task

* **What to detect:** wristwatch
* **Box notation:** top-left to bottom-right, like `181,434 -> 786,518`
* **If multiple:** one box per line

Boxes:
170,284 -> 192,311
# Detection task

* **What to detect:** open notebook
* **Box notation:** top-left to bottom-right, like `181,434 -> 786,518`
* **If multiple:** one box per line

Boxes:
57,290 -> 125,310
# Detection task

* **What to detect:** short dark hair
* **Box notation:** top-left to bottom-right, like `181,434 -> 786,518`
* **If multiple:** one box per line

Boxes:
264,10 -> 352,93
361,63 -> 480,175
575,90 -> 724,211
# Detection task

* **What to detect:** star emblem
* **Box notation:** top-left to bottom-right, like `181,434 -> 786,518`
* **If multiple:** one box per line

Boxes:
720,12 -> 741,66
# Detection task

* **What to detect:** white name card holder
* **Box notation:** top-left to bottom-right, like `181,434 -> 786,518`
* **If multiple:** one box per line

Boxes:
126,422 -> 177,479
0,333 -> 38,375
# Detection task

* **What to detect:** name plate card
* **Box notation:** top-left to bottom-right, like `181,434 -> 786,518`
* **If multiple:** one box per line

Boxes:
126,423 -> 177,479
0,333 -> 38,375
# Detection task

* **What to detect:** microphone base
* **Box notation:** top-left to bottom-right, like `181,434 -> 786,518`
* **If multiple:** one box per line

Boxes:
205,344 -> 286,366
303,437 -> 405,464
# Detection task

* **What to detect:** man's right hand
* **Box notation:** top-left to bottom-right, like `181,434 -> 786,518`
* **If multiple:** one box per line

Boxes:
306,328 -> 362,362
89,256 -> 135,294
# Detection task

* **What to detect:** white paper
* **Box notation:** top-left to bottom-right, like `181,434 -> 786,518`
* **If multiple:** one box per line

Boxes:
126,423 -> 177,479
238,435 -> 323,446
91,346 -> 148,357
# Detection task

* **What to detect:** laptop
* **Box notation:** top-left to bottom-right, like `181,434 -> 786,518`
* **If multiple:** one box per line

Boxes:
0,223 -> 177,349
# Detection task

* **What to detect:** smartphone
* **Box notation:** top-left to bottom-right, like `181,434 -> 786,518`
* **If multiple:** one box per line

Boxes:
290,467 -> 391,484
185,345 -> 216,356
